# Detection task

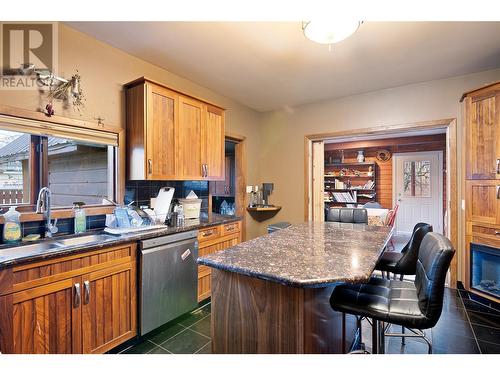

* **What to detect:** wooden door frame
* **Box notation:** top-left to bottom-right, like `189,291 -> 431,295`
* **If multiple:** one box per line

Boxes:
304,118 -> 458,287
208,132 -> 247,241
392,150 -> 444,235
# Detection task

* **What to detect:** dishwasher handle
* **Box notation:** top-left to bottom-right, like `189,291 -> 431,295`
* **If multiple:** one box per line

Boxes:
140,238 -> 198,258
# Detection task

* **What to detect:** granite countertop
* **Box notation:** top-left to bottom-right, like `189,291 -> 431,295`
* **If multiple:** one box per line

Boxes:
0,214 -> 240,269
198,222 -> 393,288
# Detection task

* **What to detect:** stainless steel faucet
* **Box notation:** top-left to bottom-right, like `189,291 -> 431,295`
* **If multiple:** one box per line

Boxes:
36,187 -> 58,238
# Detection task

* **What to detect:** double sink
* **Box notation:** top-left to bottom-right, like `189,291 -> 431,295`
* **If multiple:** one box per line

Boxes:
1,233 -> 118,256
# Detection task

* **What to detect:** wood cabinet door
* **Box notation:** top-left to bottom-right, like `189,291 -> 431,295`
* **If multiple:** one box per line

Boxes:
81,262 -> 137,354
197,233 -> 240,302
202,105 -> 225,180
7,276 -> 82,353
146,83 -> 177,180
466,93 -> 500,180
226,156 -> 234,195
466,180 -> 500,225
177,95 -> 204,179
212,156 -> 232,196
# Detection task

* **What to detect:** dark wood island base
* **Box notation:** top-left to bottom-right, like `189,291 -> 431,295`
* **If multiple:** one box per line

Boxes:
210,269 -> 357,354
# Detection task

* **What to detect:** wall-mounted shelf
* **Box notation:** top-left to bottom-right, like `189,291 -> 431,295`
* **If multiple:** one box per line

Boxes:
325,174 -> 373,178
246,206 -> 281,222
325,162 -> 376,167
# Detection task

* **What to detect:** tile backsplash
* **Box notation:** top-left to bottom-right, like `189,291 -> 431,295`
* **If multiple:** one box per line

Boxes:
125,180 -> 209,213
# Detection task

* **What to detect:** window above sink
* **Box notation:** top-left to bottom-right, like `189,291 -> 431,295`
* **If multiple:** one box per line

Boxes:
0,105 -> 125,222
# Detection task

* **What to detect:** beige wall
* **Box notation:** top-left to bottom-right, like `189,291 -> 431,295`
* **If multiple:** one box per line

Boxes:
0,23 -> 264,240
257,68 -> 500,282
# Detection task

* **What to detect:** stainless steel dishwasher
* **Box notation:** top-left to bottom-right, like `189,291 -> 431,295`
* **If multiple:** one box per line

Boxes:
139,230 -> 198,335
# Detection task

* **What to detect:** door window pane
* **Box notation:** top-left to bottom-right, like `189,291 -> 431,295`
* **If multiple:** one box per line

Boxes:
403,160 -> 431,197
48,137 -> 114,207
0,130 -> 30,204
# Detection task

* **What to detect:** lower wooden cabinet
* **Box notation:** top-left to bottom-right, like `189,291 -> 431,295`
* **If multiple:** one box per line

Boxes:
81,262 -> 136,354
0,242 -> 137,354
197,221 -> 242,302
6,276 -> 81,353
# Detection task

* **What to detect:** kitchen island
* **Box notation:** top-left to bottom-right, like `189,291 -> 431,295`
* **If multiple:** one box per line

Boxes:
198,222 -> 393,354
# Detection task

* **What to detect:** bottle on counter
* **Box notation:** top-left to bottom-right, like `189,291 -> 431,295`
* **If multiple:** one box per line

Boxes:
3,206 -> 21,243
73,202 -> 87,234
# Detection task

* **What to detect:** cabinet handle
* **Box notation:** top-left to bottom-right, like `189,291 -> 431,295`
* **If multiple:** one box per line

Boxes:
83,280 -> 90,305
225,224 -> 235,231
74,283 -> 81,308
497,185 -> 500,200
497,159 -> 500,174
201,230 -> 214,237
201,164 -> 206,177
148,159 -> 153,175
495,230 -> 500,236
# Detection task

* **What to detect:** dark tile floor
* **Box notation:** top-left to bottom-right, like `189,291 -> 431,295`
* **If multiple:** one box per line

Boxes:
116,303 -> 212,354
115,285 -> 500,354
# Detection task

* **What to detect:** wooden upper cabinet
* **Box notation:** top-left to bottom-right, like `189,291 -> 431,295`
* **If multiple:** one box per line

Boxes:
203,105 -> 225,180
177,95 -> 204,179
125,77 -> 225,181
146,84 -> 177,180
463,85 -> 500,180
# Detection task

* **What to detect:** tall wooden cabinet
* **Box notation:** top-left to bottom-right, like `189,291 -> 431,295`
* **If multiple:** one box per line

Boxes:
461,82 -> 500,303
0,243 -> 137,354
125,77 -> 225,181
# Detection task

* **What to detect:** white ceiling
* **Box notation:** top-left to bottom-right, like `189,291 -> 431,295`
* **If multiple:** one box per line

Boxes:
67,22 -> 500,112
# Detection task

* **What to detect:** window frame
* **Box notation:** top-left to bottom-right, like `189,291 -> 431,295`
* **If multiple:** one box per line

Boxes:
0,105 -> 125,222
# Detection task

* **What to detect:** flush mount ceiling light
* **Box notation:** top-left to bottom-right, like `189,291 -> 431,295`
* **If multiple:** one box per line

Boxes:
302,20 -> 362,45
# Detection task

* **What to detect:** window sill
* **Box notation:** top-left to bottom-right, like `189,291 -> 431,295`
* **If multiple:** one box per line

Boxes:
0,205 -> 115,224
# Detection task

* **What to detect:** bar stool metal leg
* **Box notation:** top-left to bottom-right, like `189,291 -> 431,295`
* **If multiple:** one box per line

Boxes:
378,321 -> 385,354
372,319 -> 379,354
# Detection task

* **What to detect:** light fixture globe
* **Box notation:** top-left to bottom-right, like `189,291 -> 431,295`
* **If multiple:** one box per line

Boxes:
302,20 -> 361,44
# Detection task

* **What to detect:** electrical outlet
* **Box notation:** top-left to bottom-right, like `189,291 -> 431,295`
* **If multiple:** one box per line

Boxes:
461,199 -> 465,210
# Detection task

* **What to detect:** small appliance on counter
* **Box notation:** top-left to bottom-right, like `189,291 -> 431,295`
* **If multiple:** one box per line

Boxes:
179,190 -> 202,220
248,183 -> 276,208
262,183 -> 274,207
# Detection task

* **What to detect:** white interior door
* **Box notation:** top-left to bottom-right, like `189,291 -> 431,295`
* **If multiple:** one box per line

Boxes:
393,151 -> 443,235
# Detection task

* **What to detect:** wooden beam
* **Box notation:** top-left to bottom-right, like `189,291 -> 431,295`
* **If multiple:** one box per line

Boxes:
324,134 -> 446,151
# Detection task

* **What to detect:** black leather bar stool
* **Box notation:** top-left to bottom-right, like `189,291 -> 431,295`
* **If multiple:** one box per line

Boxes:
330,232 -> 455,354
326,207 -> 368,224
376,222 -> 433,280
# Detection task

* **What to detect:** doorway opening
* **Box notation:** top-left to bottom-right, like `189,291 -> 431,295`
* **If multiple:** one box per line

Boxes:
304,119 -> 457,287
209,134 -> 247,240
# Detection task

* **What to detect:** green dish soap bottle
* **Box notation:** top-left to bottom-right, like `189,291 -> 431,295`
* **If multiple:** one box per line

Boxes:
73,202 -> 87,234
3,206 -> 21,243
